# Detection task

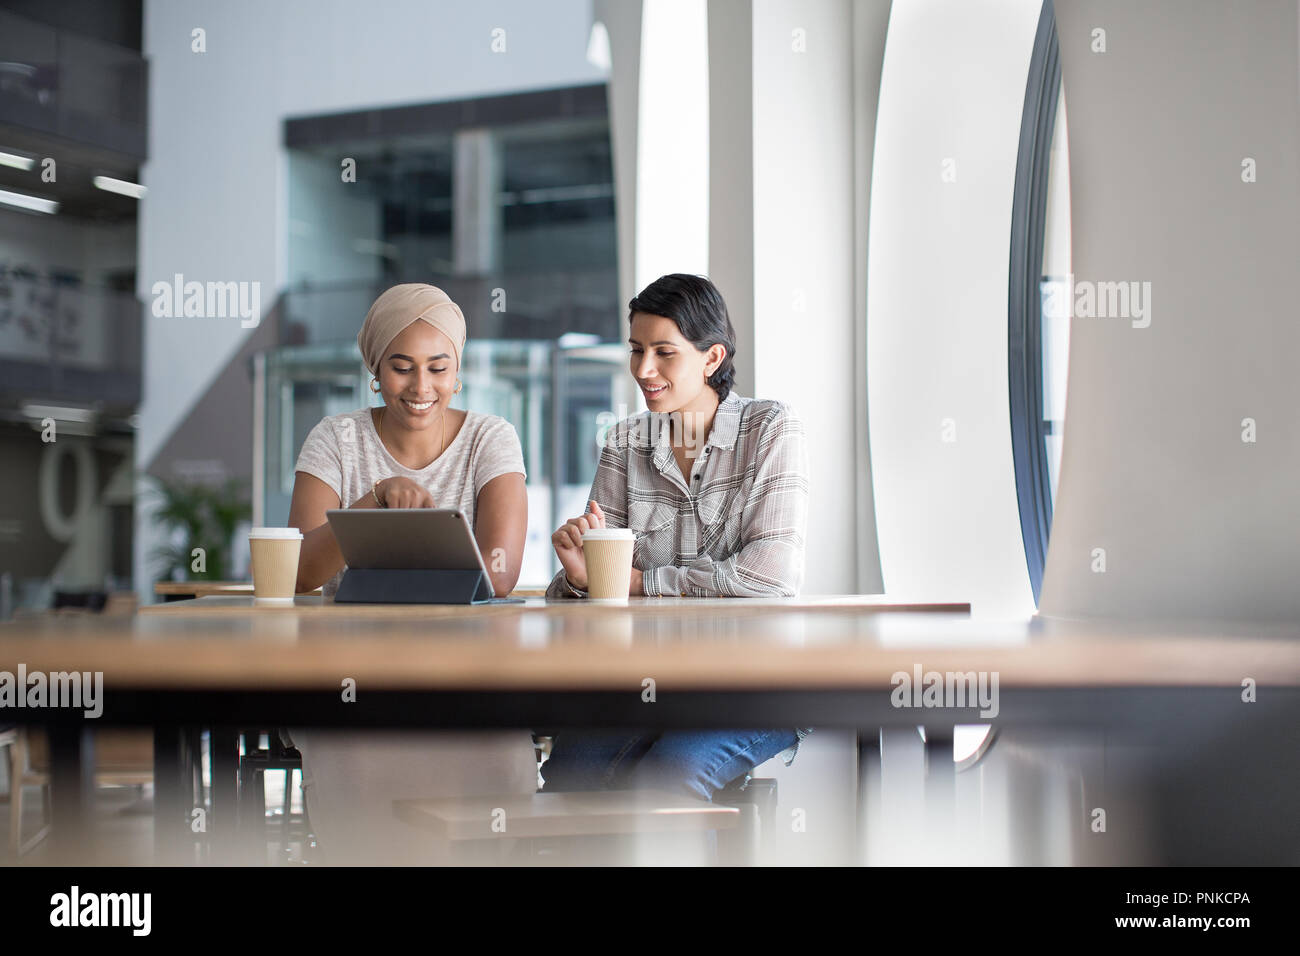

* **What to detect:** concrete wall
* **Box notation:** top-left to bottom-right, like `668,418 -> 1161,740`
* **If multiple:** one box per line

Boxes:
1040,0 -> 1300,621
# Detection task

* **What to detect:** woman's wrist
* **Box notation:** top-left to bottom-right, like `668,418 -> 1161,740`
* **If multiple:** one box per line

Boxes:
564,572 -> 587,593
372,477 -> 386,508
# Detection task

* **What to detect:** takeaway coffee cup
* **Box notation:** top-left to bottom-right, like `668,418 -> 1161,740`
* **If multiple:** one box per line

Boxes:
581,528 -> 636,603
248,527 -> 303,604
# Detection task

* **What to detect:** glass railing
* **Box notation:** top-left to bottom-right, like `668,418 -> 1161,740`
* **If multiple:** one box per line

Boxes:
256,336 -> 640,588
0,9 -> 147,156
0,271 -> 142,408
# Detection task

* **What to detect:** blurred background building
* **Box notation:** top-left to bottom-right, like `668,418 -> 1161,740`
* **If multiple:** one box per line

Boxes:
0,0 -> 145,614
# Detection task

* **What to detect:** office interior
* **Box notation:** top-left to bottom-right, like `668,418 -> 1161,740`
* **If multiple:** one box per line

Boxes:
0,0 -> 1297,868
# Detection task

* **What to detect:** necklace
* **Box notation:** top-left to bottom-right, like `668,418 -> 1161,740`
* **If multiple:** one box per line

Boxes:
377,402 -> 447,467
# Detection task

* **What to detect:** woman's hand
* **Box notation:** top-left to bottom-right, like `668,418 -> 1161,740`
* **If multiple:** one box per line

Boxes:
630,567 -> 644,596
551,499 -> 606,591
375,476 -> 436,509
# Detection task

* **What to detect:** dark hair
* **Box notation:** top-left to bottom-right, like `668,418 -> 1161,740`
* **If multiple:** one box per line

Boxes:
627,274 -> 737,402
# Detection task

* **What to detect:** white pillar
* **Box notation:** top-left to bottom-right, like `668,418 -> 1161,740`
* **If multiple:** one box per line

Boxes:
707,0 -> 755,394
593,0 -> 644,310
866,0 -> 1041,617
634,0 -> 710,290
453,129 -> 501,276
749,0 -> 858,594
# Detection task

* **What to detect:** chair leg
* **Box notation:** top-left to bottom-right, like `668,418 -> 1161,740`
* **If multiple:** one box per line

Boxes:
716,804 -> 759,865
7,739 -> 20,855
10,731 -> 51,856
282,769 -> 293,823
30,782 -> 52,854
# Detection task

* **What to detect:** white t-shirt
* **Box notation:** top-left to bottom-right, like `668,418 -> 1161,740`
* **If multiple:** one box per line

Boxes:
294,406 -> 526,598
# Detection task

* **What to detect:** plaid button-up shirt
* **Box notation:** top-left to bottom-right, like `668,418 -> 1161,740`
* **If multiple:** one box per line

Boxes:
545,390 -> 813,763
546,390 -> 811,599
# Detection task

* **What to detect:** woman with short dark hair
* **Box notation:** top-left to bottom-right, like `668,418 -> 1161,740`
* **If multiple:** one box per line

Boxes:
542,273 -> 812,804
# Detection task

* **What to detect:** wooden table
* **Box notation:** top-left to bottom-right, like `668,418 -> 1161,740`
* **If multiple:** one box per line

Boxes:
2,595 -> 1297,863
152,582 -> 539,600
153,581 -> 323,600
15,594 -> 1293,696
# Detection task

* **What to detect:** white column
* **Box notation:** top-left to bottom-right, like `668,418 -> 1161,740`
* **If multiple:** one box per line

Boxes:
750,0 -> 858,594
593,0 -> 645,309
851,0 -> 892,594
634,0 -> 710,289
707,0 -> 755,394
866,0 -> 1041,618
453,129 -> 501,276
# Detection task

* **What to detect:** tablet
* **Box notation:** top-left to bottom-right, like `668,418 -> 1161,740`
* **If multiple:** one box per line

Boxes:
325,508 -> 496,598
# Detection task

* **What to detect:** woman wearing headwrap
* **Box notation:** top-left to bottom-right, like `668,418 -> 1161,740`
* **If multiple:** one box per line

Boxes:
290,283 -> 526,599
285,284 -> 536,864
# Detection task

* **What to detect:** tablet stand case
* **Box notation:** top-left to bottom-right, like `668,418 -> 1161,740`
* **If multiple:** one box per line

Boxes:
334,568 -> 495,605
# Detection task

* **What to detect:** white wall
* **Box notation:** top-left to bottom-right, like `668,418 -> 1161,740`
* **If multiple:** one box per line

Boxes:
1040,0 -> 1300,621
750,0 -> 858,595
137,0 -> 607,597
866,0 -> 1041,618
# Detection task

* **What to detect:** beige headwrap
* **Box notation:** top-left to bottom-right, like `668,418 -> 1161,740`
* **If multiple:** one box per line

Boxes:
357,284 -> 467,375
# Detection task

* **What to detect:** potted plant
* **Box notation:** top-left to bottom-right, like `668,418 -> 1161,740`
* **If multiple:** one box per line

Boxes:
147,477 -> 252,582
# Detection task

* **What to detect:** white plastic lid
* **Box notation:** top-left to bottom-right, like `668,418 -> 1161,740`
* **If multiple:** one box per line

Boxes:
249,527 -> 303,539
582,527 -> 635,540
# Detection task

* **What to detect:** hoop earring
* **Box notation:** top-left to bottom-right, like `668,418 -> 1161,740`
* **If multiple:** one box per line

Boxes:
370,378 -> 381,394
454,380 -> 462,394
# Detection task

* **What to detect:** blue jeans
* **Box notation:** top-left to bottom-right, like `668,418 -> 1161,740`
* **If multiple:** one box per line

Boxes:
541,729 -> 800,802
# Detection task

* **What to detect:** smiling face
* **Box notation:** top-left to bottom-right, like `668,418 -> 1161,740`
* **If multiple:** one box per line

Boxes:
375,321 -> 458,430
628,312 -> 725,417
